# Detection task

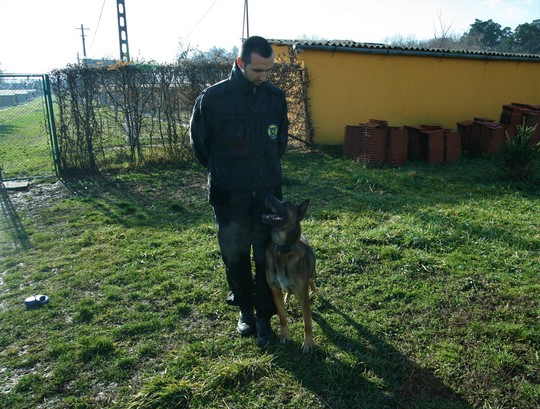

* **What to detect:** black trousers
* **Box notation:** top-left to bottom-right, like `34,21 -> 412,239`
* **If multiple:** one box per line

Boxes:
213,196 -> 277,318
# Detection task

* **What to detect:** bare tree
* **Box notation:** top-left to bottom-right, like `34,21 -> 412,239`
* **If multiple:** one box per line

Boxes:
383,34 -> 425,47
384,12 -> 461,49
432,11 -> 454,48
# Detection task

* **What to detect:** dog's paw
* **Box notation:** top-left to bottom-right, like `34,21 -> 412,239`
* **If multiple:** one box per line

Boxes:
301,337 -> 313,353
301,344 -> 313,353
279,329 -> 291,344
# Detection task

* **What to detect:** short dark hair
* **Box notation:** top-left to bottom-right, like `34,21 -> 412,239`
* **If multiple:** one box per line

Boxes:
240,36 -> 273,65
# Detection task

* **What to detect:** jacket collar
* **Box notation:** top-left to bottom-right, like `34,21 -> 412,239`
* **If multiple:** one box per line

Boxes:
230,61 -> 265,95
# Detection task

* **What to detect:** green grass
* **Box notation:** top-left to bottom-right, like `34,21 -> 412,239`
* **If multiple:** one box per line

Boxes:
0,148 -> 539,408
0,98 -> 55,178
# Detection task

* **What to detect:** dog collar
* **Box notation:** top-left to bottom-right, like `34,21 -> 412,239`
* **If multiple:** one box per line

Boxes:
275,242 -> 298,253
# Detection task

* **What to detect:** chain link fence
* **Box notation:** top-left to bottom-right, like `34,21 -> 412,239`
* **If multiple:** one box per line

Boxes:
0,74 -> 57,181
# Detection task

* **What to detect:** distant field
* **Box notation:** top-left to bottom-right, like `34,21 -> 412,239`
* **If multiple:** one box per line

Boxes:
0,98 -> 54,179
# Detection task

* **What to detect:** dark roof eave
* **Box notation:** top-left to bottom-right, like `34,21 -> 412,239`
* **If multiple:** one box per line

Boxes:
292,43 -> 540,63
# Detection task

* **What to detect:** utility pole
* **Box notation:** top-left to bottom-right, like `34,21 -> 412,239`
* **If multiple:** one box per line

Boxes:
242,0 -> 249,40
76,24 -> 89,59
116,0 -> 130,62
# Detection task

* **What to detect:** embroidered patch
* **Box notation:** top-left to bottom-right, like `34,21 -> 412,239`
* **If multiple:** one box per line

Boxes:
267,124 -> 278,140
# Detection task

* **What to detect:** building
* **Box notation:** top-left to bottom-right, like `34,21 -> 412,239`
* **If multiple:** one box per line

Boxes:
271,40 -> 540,145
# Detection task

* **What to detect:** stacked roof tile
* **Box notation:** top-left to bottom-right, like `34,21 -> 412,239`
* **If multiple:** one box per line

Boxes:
457,118 -> 505,155
499,103 -> 540,148
457,103 -> 540,154
387,127 -> 409,167
344,121 -> 460,166
344,120 -> 387,164
444,131 -> 462,163
344,102 -> 538,165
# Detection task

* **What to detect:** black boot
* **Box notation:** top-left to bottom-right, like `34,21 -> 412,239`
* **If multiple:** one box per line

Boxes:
256,316 -> 275,346
237,308 -> 256,337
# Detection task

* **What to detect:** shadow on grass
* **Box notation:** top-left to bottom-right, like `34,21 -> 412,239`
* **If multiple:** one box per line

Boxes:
60,167 -> 210,229
56,150 -> 539,237
0,181 -> 31,251
0,124 -> 17,136
270,296 -> 472,409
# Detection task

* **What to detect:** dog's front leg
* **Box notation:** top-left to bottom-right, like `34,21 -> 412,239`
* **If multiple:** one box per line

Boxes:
298,289 -> 314,353
270,286 -> 291,344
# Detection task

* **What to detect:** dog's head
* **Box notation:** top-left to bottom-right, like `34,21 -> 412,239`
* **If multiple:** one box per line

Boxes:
262,195 -> 310,227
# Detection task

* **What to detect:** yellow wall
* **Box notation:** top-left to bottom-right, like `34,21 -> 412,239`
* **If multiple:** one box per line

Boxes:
274,45 -> 540,145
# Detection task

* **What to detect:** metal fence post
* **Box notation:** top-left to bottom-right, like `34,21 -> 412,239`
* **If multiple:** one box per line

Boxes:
42,74 -> 60,177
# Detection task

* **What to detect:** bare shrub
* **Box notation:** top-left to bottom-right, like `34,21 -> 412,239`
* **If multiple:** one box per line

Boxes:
51,57 -> 311,174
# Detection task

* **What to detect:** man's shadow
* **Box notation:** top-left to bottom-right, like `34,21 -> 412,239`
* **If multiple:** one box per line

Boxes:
0,181 -> 31,252
271,296 -> 472,409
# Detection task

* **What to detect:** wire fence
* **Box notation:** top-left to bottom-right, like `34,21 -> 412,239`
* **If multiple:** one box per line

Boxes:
0,74 -> 56,181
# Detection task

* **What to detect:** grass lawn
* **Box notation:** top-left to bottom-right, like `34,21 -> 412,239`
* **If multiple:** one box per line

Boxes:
0,147 -> 539,408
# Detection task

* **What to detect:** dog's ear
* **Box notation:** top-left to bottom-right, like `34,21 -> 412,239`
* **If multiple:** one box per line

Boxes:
297,199 -> 310,221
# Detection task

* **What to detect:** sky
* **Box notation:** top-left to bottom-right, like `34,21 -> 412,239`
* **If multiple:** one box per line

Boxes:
0,0 -> 538,74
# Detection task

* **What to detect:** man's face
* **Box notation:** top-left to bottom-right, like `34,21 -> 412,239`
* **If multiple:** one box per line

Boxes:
238,52 -> 274,86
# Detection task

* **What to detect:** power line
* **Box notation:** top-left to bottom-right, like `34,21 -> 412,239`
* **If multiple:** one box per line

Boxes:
88,0 -> 108,52
183,0 -> 218,42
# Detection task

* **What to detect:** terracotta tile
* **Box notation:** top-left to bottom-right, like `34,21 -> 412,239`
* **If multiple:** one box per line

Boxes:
420,129 -> 445,163
387,127 -> 408,167
444,131 -> 461,163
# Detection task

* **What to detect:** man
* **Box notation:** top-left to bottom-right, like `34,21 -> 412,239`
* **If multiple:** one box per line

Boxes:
190,36 -> 289,346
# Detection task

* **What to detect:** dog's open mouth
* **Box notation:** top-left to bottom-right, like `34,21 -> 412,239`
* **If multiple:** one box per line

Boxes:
262,212 -> 284,224
263,196 -> 287,225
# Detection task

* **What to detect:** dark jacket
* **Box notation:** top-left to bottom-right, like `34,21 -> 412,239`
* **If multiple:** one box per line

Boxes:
190,61 -> 288,211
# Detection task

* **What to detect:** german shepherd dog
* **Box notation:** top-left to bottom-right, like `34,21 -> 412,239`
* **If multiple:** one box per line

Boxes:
262,195 -> 316,353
